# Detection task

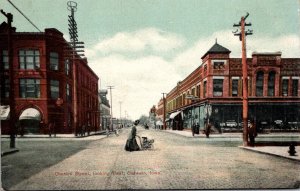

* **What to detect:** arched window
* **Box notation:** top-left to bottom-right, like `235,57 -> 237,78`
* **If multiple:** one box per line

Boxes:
256,71 -> 264,96
268,71 -> 276,96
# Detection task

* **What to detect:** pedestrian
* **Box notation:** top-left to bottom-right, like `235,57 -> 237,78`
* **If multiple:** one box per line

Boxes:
205,120 -> 211,138
192,123 -> 196,136
48,122 -> 52,137
106,125 -> 110,137
125,120 -> 140,152
248,120 -> 257,147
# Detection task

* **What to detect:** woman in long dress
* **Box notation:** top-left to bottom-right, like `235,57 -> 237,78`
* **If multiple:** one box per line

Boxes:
125,120 -> 140,152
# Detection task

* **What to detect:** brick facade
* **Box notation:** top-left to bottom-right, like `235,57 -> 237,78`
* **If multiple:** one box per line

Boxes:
0,22 -> 100,135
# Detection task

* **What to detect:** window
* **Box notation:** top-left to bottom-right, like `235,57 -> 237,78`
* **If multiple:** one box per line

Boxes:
268,71 -> 276,96
66,83 -> 71,102
50,52 -> 59,70
19,50 -> 40,69
4,78 -> 9,97
213,79 -> 223,97
20,79 -> 40,98
282,79 -> 289,96
232,79 -> 239,97
292,79 -> 299,96
192,88 -> 195,96
65,59 -> 70,75
204,64 -> 207,72
2,50 -> 9,69
196,85 -> 200,98
203,81 -> 207,98
256,71 -> 264,96
50,80 -> 59,99
213,61 -> 225,69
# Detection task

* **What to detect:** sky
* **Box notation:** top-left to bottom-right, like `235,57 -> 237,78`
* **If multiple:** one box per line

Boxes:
1,0 -> 300,120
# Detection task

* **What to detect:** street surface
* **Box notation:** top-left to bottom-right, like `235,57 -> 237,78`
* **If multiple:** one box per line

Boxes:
2,126 -> 300,190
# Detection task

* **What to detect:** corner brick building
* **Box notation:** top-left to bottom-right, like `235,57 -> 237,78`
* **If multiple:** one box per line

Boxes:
0,22 -> 100,135
160,42 -> 300,132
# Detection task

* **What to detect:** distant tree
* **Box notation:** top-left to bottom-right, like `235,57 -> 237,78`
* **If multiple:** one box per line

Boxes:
139,115 -> 149,125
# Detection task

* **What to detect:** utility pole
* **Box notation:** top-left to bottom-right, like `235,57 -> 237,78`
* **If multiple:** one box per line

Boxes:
119,101 -> 122,126
233,12 -> 253,146
107,86 -> 114,131
1,10 -> 16,148
66,1 -> 85,136
162,93 -> 167,130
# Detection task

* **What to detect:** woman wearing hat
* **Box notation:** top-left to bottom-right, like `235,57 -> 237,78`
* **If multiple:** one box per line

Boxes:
125,120 -> 140,151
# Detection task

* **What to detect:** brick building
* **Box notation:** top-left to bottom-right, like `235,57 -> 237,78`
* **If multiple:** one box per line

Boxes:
164,41 -> 300,132
0,22 -> 100,135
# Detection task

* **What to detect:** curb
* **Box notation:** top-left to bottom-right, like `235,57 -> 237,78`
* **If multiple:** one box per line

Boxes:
1,148 -> 19,157
239,146 -> 300,162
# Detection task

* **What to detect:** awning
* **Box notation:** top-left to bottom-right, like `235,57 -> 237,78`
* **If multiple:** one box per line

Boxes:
19,108 -> 41,120
156,121 -> 163,126
0,105 -> 10,120
169,110 -> 181,119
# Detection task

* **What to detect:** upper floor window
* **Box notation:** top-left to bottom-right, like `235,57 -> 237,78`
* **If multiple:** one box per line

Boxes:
2,50 -> 9,69
268,71 -> 276,96
66,83 -> 71,102
19,50 -> 40,69
282,78 -> 289,96
213,61 -> 225,69
65,59 -> 70,75
50,80 -> 59,99
213,79 -> 223,97
203,81 -> 207,98
292,79 -> 299,96
20,79 -> 40,98
256,71 -> 264,96
232,79 -> 239,97
50,52 -> 59,70
196,85 -> 200,98
1,78 -> 10,98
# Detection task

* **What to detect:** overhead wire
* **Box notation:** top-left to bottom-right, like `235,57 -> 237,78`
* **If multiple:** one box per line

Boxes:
6,0 -> 42,32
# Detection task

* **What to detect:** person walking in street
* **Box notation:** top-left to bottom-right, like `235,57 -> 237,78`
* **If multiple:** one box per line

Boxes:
125,120 -> 140,152
248,120 -> 257,147
106,125 -> 110,137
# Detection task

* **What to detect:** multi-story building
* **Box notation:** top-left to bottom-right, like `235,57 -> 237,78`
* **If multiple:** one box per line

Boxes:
0,22 -> 100,135
99,89 -> 110,130
165,41 -> 300,132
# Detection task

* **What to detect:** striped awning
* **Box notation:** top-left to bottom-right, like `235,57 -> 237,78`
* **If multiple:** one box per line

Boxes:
19,108 -> 41,120
0,105 -> 10,120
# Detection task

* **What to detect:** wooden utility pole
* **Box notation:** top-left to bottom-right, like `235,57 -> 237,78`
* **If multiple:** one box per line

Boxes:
162,93 -> 167,130
233,13 -> 253,146
107,86 -> 114,131
1,10 -> 16,148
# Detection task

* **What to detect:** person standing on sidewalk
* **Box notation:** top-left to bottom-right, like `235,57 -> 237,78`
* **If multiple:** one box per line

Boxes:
205,120 -> 211,138
248,120 -> 257,147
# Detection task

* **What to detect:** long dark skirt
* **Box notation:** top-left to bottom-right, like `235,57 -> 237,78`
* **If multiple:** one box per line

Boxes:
125,138 -> 140,152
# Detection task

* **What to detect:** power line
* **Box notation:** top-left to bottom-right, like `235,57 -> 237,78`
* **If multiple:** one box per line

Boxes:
6,0 -> 42,32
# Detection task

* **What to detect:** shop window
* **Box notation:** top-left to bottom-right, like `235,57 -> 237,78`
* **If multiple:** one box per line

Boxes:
282,79 -> 289,96
50,52 -> 59,70
213,79 -> 223,97
20,79 -> 40,98
2,50 -> 9,69
292,79 -> 299,96
19,50 -> 40,69
50,80 -> 59,99
232,79 -> 238,97
203,81 -> 207,98
256,71 -> 264,96
268,71 -> 275,96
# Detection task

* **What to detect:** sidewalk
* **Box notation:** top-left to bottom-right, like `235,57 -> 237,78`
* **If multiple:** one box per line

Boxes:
164,129 -> 300,162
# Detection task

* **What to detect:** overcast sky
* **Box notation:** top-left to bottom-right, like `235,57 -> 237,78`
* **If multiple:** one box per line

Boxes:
1,0 -> 300,120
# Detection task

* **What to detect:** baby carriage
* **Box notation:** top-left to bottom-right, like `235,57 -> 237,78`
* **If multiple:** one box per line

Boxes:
137,136 -> 154,150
